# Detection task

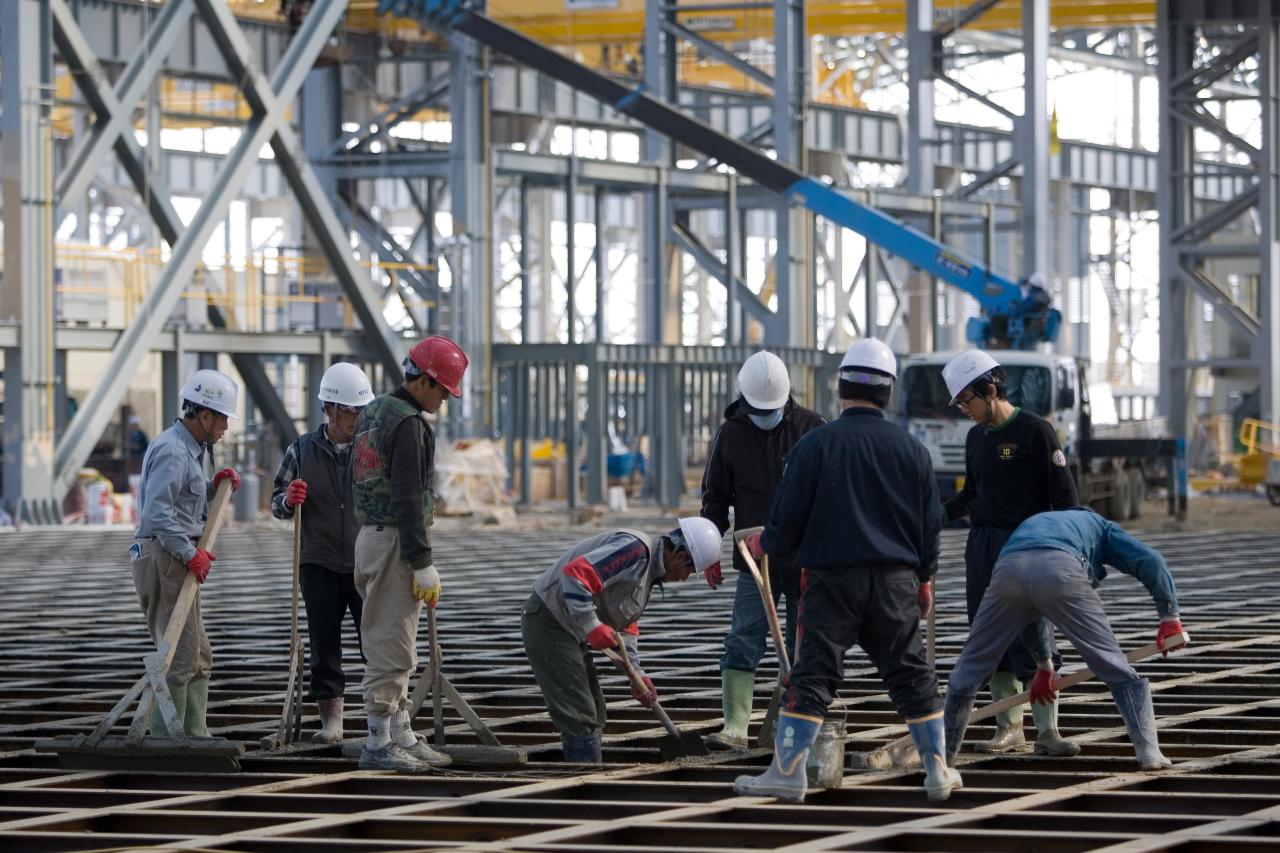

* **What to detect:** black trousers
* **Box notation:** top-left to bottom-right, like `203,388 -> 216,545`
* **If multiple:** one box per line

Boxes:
299,563 -> 365,701
964,525 -> 1061,681
784,566 -> 941,721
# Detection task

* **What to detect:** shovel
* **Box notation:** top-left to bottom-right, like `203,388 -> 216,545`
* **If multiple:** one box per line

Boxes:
261,509 -> 307,751
733,526 -> 790,746
603,642 -> 708,761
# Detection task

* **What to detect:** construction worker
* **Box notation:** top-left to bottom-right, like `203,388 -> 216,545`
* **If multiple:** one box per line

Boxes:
735,339 -> 960,803
521,517 -> 724,763
270,362 -> 375,744
352,336 -> 468,772
941,349 -> 1080,757
700,351 -> 825,750
131,369 -> 241,739
944,507 -> 1185,770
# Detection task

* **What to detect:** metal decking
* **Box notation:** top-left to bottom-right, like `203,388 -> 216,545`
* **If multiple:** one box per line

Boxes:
0,522 -> 1278,852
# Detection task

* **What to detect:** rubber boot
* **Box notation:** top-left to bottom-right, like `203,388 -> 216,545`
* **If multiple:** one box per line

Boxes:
943,690 -> 977,766
705,669 -> 754,751
561,732 -> 603,764
148,683 -> 188,739
359,713 -> 442,772
312,697 -> 345,744
1111,678 -> 1172,770
975,670 -> 1026,753
732,711 -> 822,802
907,712 -> 964,802
390,709 -> 451,766
1029,696 -> 1080,757
183,677 -> 211,738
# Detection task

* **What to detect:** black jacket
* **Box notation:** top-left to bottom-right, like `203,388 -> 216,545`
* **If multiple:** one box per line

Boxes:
761,406 -> 942,581
700,396 -> 826,578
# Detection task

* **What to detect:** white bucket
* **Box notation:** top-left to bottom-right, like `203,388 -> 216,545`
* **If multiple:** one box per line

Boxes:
85,481 -> 116,525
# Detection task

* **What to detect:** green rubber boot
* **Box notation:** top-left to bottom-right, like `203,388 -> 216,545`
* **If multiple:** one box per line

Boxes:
1029,696 -> 1080,757
183,677 -> 212,738
975,670 -> 1025,754
705,669 -> 755,751
149,683 -> 189,739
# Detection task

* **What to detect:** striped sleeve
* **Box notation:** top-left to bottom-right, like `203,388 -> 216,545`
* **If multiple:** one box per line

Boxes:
558,533 -> 650,637
270,441 -> 300,521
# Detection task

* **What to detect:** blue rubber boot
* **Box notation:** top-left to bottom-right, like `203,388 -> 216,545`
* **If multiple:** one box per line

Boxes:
561,732 -> 603,764
1111,677 -> 1171,770
907,711 -> 964,802
732,711 -> 822,803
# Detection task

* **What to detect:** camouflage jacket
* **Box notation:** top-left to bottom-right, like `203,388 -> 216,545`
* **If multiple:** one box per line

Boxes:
353,389 -> 435,568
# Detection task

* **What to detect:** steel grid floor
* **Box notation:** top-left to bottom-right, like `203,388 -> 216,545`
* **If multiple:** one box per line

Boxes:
0,521 -> 1278,852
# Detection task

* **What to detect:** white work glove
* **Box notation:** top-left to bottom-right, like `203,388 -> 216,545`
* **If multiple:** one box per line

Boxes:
411,564 -> 441,607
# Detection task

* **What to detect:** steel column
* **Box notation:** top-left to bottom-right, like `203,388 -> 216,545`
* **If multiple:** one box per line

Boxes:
906,0 -> 936,197
1019,0 -> 1050,278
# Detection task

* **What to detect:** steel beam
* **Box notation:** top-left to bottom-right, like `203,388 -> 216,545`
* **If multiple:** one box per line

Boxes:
1019,0 -> 1050,278
906,0 -> 936,197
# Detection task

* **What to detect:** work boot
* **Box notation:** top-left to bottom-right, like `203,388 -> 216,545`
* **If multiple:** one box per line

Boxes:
907,711 -> 964,802
732,711 -> 822,802
1110,678 -> 1172,770
1029,696 -> 1081,757
561,732 -> 603,763
975,670 -> 1026,753
359,713 -> 442,773
390,709 -> 451,766
183,677 -> 211,738
705,669 -> 754,751
312,697 -> 345,744
148,683 -> 189,739
943,690 -> 977,766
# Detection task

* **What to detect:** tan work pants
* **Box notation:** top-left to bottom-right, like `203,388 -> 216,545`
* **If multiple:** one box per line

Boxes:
131,539 -> 212,685
354,525 -> 422,717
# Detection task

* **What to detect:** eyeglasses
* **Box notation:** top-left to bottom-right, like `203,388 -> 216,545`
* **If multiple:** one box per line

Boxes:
953,392 -> 979,411
335,404 -> 365,415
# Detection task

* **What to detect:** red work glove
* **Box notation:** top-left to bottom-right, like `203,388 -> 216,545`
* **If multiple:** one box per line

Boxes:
917,580 -> 934,618
185,549 -> 216,584
586,624 -> 619,652
213,467 -> 241,492
1029,668 -> 1057,705
1156,618 -> 1185,656
704,561 -> 723,589
744,531 -> 765,561
631,676 -> 657,708
285,479 -> 308,507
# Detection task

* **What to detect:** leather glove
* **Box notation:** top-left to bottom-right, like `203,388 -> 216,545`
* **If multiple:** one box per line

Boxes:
1029,667 -> 1057,705
213,467 -> 241,492
411,564 -> 441,607
631,676 -> 657,708
917,579 -> 934,618
704,562 -> 723,589
185,549 -> 216,584
1156,618 -> 1185,656
744,531 -> 764,561
285,479 -> 308,507
586,624 -> 619,651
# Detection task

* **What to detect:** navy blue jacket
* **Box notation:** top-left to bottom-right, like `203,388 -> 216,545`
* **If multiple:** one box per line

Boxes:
761,406 -> 942,580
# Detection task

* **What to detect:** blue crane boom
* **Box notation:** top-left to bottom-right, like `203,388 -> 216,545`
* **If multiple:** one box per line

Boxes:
378,0 -> 1060,349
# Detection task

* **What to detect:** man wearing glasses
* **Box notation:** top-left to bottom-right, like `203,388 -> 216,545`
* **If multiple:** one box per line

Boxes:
271,362 -> 374,744
941,349 -> 1080,758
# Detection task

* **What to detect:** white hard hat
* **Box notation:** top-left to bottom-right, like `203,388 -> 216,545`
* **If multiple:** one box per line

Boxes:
942,349 -> 1002,405
677,516 -> 723,575
318,362 -> 374,407
179,369 -> 239,419
738,351 -> 790,410
1027,271 -> 1047,290
839,338 -> 898,381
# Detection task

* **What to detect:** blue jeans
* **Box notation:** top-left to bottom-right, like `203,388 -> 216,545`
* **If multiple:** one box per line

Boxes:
720,568 -> 799,673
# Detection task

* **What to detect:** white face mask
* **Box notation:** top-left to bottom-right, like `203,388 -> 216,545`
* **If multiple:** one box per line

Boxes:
749,409 -> 784,431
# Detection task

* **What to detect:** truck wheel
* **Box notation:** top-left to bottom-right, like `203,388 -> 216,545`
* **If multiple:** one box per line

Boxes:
1114,470 -> 1133,521
1127,468 -> 1145,520
1269,486 -> 1280,507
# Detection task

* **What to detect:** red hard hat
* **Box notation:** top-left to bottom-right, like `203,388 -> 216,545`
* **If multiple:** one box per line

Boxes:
407,336 -> 469,397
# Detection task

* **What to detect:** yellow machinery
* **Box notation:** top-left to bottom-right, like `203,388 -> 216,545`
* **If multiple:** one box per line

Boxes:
1239,418 -> 1280,489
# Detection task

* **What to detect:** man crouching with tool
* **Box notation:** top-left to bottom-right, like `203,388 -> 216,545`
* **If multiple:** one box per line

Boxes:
943,507 -> 1187,770
521,517 -> 723,762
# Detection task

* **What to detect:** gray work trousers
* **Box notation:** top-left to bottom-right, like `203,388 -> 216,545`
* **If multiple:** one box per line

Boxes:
948,549 -> 1139,697
521,593 -> 607,739
131,539 -> 212,686
354,525 -> 423,718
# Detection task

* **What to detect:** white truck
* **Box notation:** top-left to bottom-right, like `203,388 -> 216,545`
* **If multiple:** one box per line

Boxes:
893,350 -> 1173,521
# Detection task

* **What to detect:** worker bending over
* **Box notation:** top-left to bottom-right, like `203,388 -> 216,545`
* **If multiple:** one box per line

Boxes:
271,362 -> 374,743
131,369 -> 241,739
944,507 -> 1185,770
736,339 -> 960,803
942,349 -> 1080,756
352,336 -> 468,772
700,351 -> 825,750
522,517 -> 723,763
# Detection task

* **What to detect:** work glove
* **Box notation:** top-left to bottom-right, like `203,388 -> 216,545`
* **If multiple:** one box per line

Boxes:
917,579 -> 934,618
704,562 -> 723,590
1029,667 -> 1057,705
744,531 -> 765,561
586,624 -> 619,652
185,549 -> 216,584
213,467 -> 241,492
411,564 -> 441,607
631,675 -> 658,708
285,479 -> 308,507
1156,618 -> 1185,656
